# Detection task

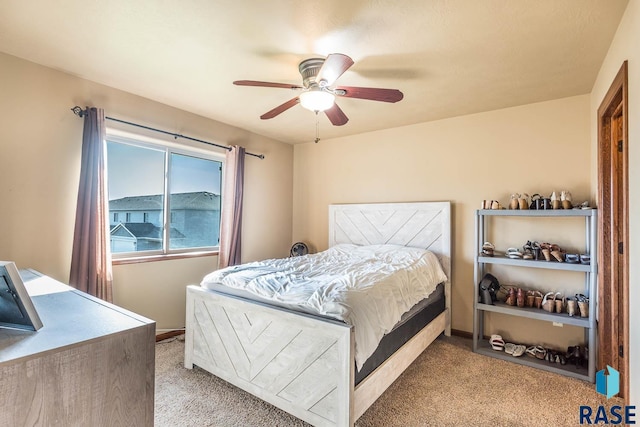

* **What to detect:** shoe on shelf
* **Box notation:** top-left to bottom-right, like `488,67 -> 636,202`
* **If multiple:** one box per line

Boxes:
565,253 -> 579,263
516,288 -> 526,307
533,345 -> 546,360
509,193 -> 520,210
566,297 -> 577,316
481,242 -> 495,257
522,241 -> 534,260
550,244 -> 565,262
532,241 -> 542,260
506,247 -> 523,259
541,291 -> 556,313
505,287 -> 517,306
525,290 -> 536,307
545,350 -> 554,363
566,345 -> 583,368
489,334 -> 505,351
561,191 -> 573,209
576,294 -> 589,318
512,344 -> 526,357
533,291 -> 544,309
518,193 -> 530,210
554,292 -> 565,313
504,342 -> 516,355
551,192 -> 561,209
574,201 -> 592,210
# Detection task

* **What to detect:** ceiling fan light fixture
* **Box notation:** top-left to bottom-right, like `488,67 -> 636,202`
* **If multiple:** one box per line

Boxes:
299,90 -> 335,112
234,53 -> 402,124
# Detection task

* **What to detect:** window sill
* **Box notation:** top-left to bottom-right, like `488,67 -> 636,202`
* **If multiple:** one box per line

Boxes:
112,250 -> 219,265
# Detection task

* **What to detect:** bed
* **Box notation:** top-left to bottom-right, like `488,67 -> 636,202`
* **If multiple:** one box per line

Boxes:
184,202 -> 451,426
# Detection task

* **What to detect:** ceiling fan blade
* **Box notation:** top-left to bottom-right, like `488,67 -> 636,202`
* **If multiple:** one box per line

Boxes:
260,97 -> 300,120
234,80 -> 303,90
316,53 -> 354,87
335,86 -> 404,103
325,103 -> 349,126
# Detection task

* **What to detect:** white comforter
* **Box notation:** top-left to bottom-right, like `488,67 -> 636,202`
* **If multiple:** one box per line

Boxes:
200,243 -> 447,369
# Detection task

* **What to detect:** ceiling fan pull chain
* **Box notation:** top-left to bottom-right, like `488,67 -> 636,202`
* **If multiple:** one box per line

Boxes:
314,112 -> 321,143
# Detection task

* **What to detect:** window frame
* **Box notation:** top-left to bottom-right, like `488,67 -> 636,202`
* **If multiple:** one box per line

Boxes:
106,131 -> 225,262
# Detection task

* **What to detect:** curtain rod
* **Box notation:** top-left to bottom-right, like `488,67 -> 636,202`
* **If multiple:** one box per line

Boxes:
70,106 -> 264,159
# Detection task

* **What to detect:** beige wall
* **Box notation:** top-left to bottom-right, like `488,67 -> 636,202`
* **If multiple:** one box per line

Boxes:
590,0 -> 638,406
293,94 -> 591,347
0,52 -> 294,330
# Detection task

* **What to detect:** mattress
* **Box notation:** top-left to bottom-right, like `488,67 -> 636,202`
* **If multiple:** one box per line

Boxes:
355,282 -> 445,384
200,243 -> 448,370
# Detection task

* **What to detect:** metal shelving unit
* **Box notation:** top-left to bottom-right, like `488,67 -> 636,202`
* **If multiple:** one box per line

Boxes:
472,208 -> 597,382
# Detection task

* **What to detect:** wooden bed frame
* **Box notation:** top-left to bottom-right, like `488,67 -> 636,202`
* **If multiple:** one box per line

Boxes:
184,202 -> 451,426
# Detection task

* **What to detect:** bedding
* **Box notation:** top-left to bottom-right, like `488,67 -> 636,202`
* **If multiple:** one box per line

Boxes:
200,243 -> 447,369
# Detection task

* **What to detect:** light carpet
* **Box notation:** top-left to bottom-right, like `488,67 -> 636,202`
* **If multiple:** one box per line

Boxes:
155,335 -> 621,426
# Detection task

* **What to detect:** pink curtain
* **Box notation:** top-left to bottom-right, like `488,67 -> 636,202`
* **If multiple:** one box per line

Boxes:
69,107 -> 113,301
218,145 -> 245,268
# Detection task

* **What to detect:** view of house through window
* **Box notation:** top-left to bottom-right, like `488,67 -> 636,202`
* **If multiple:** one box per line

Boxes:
107,138 -> 222,256
169,153 -> 221,249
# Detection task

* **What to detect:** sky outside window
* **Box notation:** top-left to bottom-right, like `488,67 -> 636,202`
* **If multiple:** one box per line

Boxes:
107,142 -> 165,200
106,140 -> 222,254
106,142 -> 221,199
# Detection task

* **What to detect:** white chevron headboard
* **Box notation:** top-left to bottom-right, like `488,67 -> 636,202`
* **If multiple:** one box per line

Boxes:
328,201 -> 452,292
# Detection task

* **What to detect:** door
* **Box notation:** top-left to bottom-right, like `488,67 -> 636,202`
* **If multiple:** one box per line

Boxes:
597,61 -> 629,400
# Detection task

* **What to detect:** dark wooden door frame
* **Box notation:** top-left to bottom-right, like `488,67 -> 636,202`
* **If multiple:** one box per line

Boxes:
597,60 -> 629,400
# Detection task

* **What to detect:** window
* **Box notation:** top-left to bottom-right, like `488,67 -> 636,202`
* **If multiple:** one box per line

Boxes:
107,135 -> 223,258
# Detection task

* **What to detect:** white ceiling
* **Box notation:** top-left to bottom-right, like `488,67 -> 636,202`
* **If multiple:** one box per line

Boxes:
0,0 -> 628,144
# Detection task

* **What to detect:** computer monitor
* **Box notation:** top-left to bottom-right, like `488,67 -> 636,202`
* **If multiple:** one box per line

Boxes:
0,261 -> 43,331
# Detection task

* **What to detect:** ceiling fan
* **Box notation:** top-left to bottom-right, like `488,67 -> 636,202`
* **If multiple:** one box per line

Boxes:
233,53 -> 404,126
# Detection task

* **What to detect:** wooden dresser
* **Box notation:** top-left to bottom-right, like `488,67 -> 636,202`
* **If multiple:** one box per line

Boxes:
0,270 -> 155,426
